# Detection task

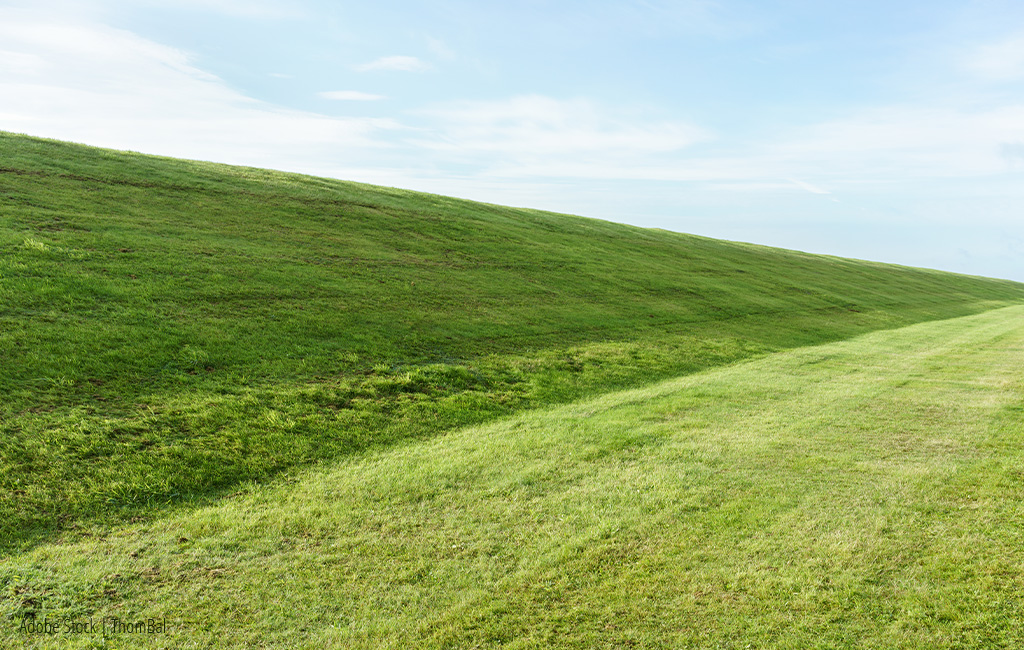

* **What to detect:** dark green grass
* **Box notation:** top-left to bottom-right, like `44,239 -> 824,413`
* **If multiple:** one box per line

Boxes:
2,131 -> 1023,553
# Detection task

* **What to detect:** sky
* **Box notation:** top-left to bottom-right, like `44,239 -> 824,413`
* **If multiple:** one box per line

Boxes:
2,0 -> 1024,281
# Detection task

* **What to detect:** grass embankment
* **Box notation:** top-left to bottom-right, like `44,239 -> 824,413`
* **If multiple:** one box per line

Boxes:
4,305 -> 1024,649
2,131 -> 1024,552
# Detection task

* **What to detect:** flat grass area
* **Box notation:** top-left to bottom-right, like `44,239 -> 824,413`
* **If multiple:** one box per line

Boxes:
3,132 -> 1024,554
4,306 -> 1023,649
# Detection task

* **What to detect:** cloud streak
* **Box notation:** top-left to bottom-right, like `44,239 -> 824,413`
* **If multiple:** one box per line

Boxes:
773,105 -> 1024,179
411,95 -> 710,178
319,90 -> 385,101
352,56 -> 430,72
787,178 -> 831,195
963,32 -> 1024,81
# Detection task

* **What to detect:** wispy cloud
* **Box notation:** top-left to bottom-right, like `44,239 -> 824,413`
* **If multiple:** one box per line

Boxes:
786,178 -> 831,195
353,55 -> 430,72
962,32 -> 1024,81
412,95 -> 710,178
132,0 -> 302,19
818,106 -> 1024,175
319,90 -> 385,101
0,11 -> 400,169
425,37 -> 456,62
0,49 -> 44,75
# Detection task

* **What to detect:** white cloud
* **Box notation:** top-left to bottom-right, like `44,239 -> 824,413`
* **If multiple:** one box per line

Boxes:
963,33 -> 1024,81
0,11 -> 400,169
353,56 -> 430,73
426,37 -> 456,62
411,95 -> 710,178
786,178 -> 831,195
398,95 -> 1024,193
400,98 -> 1024,189
319,90 -> 385,101
0,49 -> 45,75
125,0 -> 301,18
773,105 -> 1024,179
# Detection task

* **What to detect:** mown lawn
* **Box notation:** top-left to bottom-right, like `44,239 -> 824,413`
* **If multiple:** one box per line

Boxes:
4,305 -> 1023,649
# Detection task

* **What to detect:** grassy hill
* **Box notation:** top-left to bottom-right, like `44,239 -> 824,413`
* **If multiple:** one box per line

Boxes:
2,131 -> 1023,558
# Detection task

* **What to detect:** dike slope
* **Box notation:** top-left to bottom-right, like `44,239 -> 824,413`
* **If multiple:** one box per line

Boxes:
1,131 -> 1023,550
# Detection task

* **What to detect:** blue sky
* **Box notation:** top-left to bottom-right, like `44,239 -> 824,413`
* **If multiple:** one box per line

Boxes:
3,0 -> 1024,280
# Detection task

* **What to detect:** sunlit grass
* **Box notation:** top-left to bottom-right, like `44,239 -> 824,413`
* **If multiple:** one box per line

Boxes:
4,306 -> 1023,648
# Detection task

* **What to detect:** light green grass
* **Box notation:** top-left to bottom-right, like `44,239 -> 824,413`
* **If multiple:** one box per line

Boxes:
4,306 -> 1023,649
3,132 -> 1024,553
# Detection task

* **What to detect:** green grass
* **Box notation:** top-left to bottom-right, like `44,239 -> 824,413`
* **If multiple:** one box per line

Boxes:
3,131 -> 1024,555
3,305 -> 1023,648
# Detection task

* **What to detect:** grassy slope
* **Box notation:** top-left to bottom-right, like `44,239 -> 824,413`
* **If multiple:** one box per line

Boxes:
2,132 -> 1023,553
4,305 -> 1023,649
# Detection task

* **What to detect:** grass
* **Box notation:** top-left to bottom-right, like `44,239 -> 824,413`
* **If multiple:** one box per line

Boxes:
3,132 -> 1024,554
2,131 -> 1024,646
2,305 -> 1023,649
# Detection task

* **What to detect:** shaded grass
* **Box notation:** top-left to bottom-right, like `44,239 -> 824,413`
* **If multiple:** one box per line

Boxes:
2,306 -> 1023,648
3,131 -> 1024,553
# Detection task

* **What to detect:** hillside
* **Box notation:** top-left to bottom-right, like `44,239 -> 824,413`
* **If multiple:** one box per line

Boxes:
2,131 -> 1023,554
